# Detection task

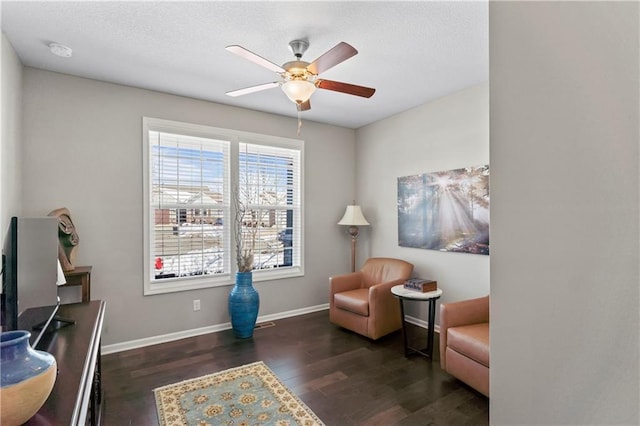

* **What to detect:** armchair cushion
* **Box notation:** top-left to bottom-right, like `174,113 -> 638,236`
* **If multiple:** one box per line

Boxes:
334,289 -> 369,316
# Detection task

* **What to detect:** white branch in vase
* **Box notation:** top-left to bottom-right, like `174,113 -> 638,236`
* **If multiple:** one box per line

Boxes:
233,183 -> 256,273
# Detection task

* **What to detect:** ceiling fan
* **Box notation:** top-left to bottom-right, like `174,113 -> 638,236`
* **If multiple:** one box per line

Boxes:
225,40 -> 376,112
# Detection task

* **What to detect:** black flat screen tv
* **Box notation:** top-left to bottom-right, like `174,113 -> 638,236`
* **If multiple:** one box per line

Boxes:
1,216 -> 61,349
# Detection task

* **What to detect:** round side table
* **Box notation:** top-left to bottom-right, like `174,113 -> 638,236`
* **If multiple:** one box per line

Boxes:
391,285 -> 443,359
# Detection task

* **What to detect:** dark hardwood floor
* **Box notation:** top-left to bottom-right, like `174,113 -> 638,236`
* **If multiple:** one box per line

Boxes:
101,310 -> 488,425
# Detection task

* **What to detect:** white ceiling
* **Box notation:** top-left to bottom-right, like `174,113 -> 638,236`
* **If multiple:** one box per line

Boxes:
1,1 -> 488,129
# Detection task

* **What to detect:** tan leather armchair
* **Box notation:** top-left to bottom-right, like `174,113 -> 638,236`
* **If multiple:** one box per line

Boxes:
439,295 -> 490,397
329,257 -> 414,340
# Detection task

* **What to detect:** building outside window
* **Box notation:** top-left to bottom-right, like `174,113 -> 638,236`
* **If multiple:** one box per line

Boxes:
143,118 -> 303,295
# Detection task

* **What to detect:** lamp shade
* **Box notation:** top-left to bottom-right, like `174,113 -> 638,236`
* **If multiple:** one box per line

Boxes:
281,80 -> 317,104
338,205 -> 370,226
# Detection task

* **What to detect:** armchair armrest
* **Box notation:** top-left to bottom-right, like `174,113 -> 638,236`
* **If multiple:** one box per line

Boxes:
440,296 -> 489,329
329,272 -> 363,307
368,278 -> 406,305
439,295 -> 489,370
367,278 -> 406,339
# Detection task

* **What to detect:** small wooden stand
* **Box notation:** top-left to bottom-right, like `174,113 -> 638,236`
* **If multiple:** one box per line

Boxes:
61,265 -> 92,303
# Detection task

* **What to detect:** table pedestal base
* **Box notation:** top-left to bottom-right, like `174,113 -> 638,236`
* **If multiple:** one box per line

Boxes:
398,297 -> 438,359
391,285 -> 442,361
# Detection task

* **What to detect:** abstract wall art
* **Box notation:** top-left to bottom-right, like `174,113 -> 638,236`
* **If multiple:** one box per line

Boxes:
397,165 -> 489,255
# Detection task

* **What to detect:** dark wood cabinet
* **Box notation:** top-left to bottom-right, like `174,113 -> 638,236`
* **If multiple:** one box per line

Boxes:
20,301 -> 105,425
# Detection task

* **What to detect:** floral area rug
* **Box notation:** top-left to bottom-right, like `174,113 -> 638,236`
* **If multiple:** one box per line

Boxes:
153,361 -> 325,426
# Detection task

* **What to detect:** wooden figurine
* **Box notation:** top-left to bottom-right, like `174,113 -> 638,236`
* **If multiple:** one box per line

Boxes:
48,207 -> 79,272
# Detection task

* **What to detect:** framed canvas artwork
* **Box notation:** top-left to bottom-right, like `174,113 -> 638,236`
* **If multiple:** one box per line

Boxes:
397,165 -> 489,255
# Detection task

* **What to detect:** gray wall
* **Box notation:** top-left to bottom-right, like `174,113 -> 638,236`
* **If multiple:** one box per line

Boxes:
1,33 -> 23,226
355,84 -> 490,317
490,2 -> 639,424
21,68 -> 356,346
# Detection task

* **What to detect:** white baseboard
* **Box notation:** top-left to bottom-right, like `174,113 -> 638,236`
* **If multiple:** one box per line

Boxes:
405,315 -> 441,334
101,303 -> 329,355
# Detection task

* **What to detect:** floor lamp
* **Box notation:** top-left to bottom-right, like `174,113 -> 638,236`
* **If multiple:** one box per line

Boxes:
338,205 -> 370,272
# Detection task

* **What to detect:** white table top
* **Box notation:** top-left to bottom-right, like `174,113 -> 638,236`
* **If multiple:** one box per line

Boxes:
391,285 -> 443,300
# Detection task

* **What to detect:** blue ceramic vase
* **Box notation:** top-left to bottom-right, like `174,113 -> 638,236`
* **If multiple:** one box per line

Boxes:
1,330 -> 57,426
228,271 -> 260,338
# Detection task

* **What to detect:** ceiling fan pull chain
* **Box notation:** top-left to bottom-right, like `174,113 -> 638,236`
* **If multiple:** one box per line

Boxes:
297,109 -> 303,136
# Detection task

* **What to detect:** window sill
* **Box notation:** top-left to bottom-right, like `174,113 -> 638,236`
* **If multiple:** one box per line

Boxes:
251,266 -> 304,283
144,266 -> 304,295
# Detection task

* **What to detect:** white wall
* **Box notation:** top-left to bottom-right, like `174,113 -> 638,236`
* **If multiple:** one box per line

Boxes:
1,33 -> 23,227
490,2 -> 639,424
355,84 -> 490,317
21,69 -> 356,346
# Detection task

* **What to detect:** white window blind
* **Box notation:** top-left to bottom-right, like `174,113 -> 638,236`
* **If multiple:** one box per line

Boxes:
149,131 -> 230,283
238,142 -> 301,271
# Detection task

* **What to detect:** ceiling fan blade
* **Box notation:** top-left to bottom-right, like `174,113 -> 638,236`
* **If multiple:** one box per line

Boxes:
316,79 -> 376,98
307,42 -> 358,75
226,82 -> 280,97
297,100 -> 311,111
226,45 -> 285,73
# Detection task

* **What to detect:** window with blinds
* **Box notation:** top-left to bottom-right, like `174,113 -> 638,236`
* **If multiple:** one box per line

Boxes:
143,118 -> 304,295
150,131 -> 230,282
238,142 -> 301,271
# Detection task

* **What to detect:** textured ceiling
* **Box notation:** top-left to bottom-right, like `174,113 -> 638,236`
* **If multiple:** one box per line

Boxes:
1,1 -> 488,129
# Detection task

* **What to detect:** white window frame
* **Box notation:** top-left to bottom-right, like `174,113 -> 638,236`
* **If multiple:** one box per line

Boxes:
143,117 -> 304,295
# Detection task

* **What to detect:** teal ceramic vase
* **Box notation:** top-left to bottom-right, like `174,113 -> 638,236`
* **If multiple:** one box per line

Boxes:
228,271 -> 260,338
0,330 -> 57,426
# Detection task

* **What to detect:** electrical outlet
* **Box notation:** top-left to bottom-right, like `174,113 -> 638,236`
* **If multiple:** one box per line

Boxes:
193,299 -> 201,311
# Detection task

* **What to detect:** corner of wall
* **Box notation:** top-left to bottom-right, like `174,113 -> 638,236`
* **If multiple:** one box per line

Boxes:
1,33 -> 24,228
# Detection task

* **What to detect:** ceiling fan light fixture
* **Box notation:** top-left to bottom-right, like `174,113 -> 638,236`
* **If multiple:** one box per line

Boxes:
281,80 -> 316,105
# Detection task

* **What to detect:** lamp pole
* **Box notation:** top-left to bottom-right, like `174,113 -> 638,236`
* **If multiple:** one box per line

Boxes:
348,225 -> 359,273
